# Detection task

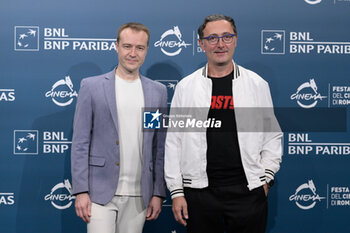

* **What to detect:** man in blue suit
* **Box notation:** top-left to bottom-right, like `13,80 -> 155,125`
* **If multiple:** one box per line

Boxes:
71,22 -> 167,233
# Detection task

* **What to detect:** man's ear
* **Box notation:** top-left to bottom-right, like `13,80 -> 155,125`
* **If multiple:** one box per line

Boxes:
115,42 -> 119,53
198,39 -> 205,52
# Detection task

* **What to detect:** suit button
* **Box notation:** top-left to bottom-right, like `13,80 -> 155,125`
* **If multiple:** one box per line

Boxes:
115,162 -> 120,166
116,140 -> 119,145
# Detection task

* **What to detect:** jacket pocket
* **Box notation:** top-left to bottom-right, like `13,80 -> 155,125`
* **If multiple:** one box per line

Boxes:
89,156 -> 106,167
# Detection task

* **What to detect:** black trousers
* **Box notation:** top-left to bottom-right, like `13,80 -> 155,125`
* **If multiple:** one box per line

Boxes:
184,184 -> 268,233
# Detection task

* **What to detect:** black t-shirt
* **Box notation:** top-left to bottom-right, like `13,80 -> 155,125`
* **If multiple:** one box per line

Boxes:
206,71 -> 247,187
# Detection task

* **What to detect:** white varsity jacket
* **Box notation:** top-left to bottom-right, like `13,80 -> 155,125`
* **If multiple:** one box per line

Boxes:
164,61 -> 283,198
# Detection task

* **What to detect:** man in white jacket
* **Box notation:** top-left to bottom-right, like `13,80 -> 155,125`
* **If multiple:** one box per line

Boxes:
164,15 -> 282,233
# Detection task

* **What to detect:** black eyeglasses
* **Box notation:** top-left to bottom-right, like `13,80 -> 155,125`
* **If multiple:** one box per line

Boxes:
202,34 -> 236,45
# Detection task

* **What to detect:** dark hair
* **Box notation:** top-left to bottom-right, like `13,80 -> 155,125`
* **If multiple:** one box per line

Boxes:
116,22 -> 150,46
198,14 -> 237,39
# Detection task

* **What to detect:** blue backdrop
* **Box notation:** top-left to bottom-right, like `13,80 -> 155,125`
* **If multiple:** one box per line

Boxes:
1,0 -> 350,232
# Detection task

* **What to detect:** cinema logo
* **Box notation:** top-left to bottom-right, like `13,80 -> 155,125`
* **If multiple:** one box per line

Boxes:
45,76 -> 78,107
304,0 -> 322,4
290,79 -> 327,108
14,26 -> 116,51
154,26 -> 192,56
44,180 -> 75,210
289,180 -> 325,210
305,0 -> 350,4
262,30 -> 350,55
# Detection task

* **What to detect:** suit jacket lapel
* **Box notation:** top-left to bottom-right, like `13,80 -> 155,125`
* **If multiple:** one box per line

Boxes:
103,69 -> 119,135
103,73 -> 153,156
140,75 -> 152,108
140,76 -> 153,165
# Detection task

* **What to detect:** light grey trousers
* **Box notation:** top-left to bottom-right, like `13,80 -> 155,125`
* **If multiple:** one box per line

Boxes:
87,196 -> 146,233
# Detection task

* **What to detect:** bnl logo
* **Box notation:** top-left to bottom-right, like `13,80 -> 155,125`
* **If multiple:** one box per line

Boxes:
143,109 -> 162,129
13,130 -> 39,155
261,30 -> 285,55
14,26 -> 39,51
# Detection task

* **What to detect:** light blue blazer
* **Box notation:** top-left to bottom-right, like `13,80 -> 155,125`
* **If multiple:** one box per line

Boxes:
71,68 -> 167,206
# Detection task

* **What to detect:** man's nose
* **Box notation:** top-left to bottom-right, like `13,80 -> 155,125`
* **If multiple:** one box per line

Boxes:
217,38 -> 225,47
129,47 -> 137,56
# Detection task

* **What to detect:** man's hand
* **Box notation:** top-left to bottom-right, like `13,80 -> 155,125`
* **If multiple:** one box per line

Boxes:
172,196 -> 188,226
75,193 -> 92,223
263,183 -> 269,197
146,196 -> 163,220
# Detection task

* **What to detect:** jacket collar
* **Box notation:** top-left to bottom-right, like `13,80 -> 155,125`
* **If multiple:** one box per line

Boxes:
102,67 -> 152,134
202,60 -> 240,79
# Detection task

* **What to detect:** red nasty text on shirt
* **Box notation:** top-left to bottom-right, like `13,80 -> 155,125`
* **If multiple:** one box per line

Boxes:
211,96 -> 234,109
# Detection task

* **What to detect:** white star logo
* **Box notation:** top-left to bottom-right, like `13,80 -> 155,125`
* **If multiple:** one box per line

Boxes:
150,109 -> 162,122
